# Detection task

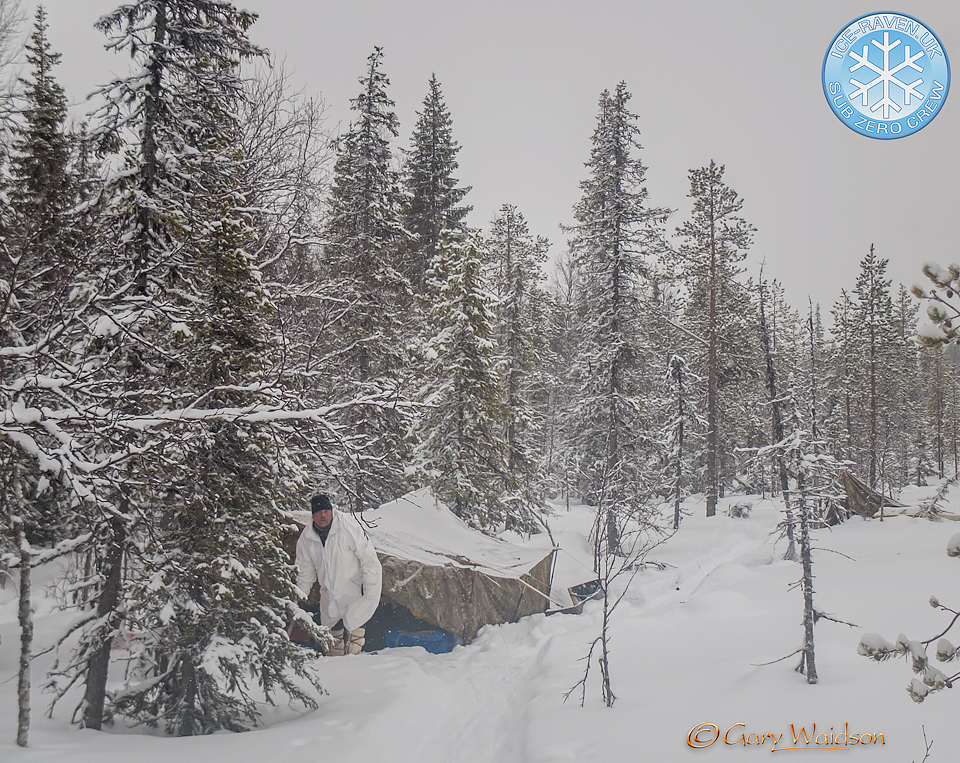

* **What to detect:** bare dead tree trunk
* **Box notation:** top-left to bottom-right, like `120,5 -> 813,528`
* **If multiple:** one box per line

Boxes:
953,377 -> 959,474
572,476 -> 619,707
794,473 -> 818,684
568,466 -> 669,709
599,577 -> 615,707
759,280 -> 796,561
670,356 -> 686,531
604,508 -> 619,556
82,515 -> 125,730
180,653 -> 198,737
15,512 -> 32,747
807,300 -> 820,449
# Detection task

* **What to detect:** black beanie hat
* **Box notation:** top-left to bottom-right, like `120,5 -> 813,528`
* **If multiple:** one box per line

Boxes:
311,494 -> 333,514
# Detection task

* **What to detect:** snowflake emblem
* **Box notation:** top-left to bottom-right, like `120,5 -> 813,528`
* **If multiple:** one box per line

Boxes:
822,12 -> 951,139
848,32 -> 924,119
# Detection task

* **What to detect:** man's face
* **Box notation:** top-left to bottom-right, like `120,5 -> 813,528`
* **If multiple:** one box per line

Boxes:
314,508 -> 333,529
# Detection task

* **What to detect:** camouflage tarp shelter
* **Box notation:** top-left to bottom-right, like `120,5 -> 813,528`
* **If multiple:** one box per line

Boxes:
296,488 -> 556,643
368,489 -> 556,643
838,469 -> 906,519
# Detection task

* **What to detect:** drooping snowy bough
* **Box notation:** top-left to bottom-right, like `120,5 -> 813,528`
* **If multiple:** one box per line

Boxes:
857,531 -> 960,702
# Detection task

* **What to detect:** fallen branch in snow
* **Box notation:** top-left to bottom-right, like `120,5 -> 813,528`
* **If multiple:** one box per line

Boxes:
810,547 -> 857,562
917,472 -> 959,519
751,648 -> 802,668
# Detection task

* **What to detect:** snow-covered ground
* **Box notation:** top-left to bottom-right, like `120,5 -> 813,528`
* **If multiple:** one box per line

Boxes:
2,487 -> 957,762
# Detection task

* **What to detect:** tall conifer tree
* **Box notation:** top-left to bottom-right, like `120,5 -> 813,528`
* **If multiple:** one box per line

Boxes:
1,9 -> 79,746
825,289 -> 858,466
853,246 -> 899,489
543,252 -> 581,501
415,235 -> 510,530
403,74 -> 471,296
322,48 -> 411,510
824,247 -> 900,489
486,204 -> 550,530
676,161 -> 754,518
46,1 -> 323,734
567,83 -> 669,550
1,5 -> 77,543
5,5 -> 74,325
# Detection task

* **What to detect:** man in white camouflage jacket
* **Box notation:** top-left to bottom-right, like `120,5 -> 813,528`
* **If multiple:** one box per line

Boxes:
296,494 -> 382,655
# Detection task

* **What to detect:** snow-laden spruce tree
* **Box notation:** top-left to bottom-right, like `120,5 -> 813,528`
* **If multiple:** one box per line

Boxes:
49,0 -> 262,732
402,74 -> 472,297
486,204 -> 551,531
852,246 -> 901,489
113,166 -> 322,735
920,342 -> 953,480
566,82 -> 669,551
675,161 -> 755,518
825,289 -> 857,467
4,6 -> 77,338
1,3 -> 74,329
321,47 -> 412,510
0,5 -> 81,545
542,251 -> 581,503
414,234 -> 511,530
891,284 -> 927,486
824,247 -> 910,492
42,1 -> 323,735
0,10 -> 93,746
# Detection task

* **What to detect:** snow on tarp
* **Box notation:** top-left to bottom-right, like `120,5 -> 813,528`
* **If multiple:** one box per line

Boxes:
365,488 -> 552,577
296,488 -> 555,643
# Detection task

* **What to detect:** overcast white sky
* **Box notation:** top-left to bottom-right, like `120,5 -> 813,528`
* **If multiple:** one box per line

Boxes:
36,0 -> 960,318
